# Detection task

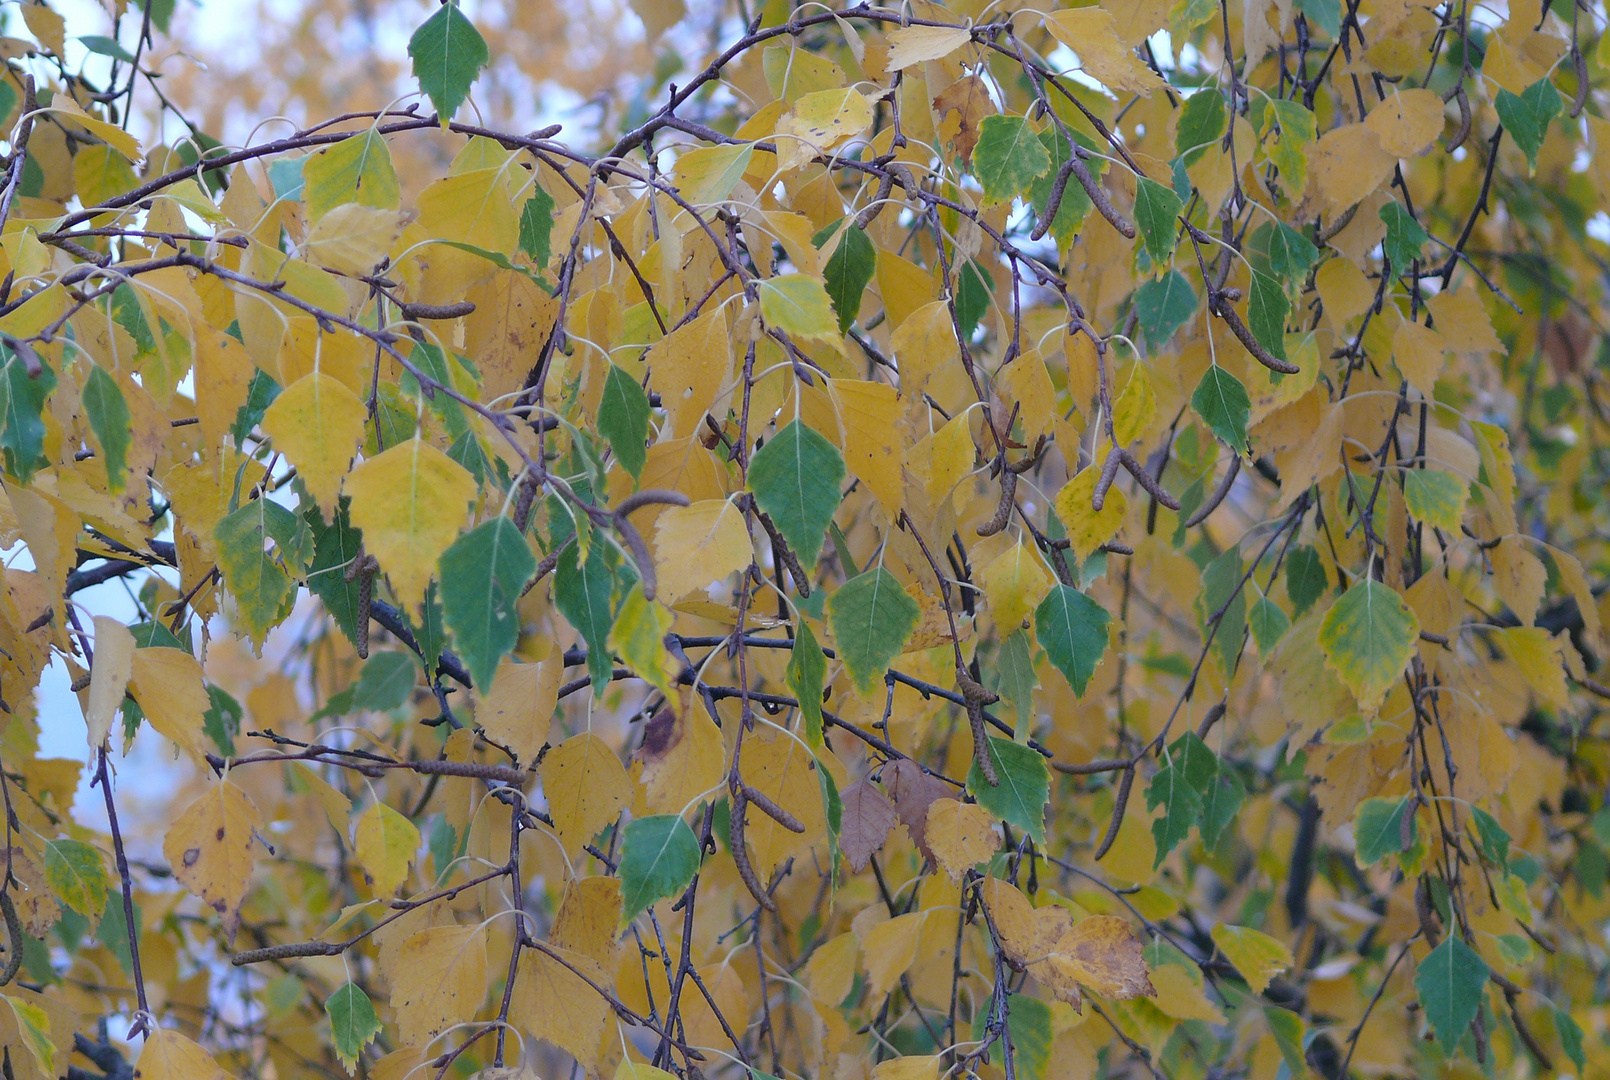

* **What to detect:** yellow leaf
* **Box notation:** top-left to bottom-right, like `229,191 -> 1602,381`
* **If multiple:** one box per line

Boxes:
1112,364 -> 1156,448
644,307 -> 733,438
132,1028 -> 232,1080
1040,915 -> 1156,1000
1043,9 -> 1165,96
344,438 -> 478,612
872,1058 -> 940,1080
129,647 -> 212,766
1390,317 -> 1447,393
46,96 -> 139,160
291,762 -> 352,833
861,910 -> 926,997
193,327 -> 255,460
260,372 -> 367,521
302,203 -> 407,276
355,801 -> 420,897
510,943 -> 611,1066
886,25 -> 972,70
473,658 -> 560,767
539,733 -> 633,851
416,167 -> 519,256
832,378 -> 906,513
1496,626 -> 1569,707
1308,124 -> 1395,219
552,876 -> 623,966
1490,538 -> 1545,625
924,800 -> 999,881
85,616 -> 133,750
463,269 -> 561,404
161,779 -> 263,943
388,924 -> 489,1047
637,698 -> 725,816
10,486 -> 77,602
1364,88 -> 1445,158
654,499 -> 753,603
778,87 -> 873,168
889,301 -> 957,395
919,412 -> 977,505
1,993 -> 52,1078
73,144 -> 138,208
1149,963 -> 1225,1022
1053,466 -> 1127,562
996,350 -> 1056,441
979,538 -> 1052,633
20,4 -> 64,56
1211,924 -> 1293,993
806,930 -> 859,1006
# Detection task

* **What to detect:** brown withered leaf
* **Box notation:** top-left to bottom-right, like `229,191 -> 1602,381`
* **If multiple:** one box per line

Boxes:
839,776 -> 899,872
882,758 -> 957,863
1040,915 -> 1156,1002
932,75 -> 992,162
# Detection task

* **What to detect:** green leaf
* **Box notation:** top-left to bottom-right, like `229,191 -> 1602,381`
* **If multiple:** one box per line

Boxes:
1296,0 -> 1340,36
1379,200 -> 1429,271
214,499 -> 302,642
352,651 -> 417,712
1470,807 -> 1511,867
439,517 -> 537,689
79,34 -> 137,63
747,419 -> 845,567
518,185 -> 556,266
814,223 -> 877,333
967,736 -> 1050,846
1034,585 -> 1109,696
1318,578 -> 1420,711
1402,469 -> 1467,532
1415,936 -> 1490,1056
1248,594 -> 1291,652
325,981 -> 383,1072
619,814 -> 702,926
1170,732 -> 1244,852
555,542 -> 620,694
1006,993 -> 1053,1080
306,499 -> 366,647
1133,177 -> 1183,264
1554,1006 -> 1586,1073
1354,796 -> 1414,866
302,128 -> 401,219
80,365 -> 130,492
95,882 -> 140,972
826,567 -> 920,694
1199,545 -> 1247,676
203,685 -> 242,757
758,274 -> 840,343
955,257 -> 993,339
598,363 -> 651,481
1176,88 -> 1227,164
1494,78 -> 1560,170
1192,365 -> 1251,453
407,1 -> 489,122
1146,752 -> 1204,867
1264,1006 -> 1308,1075
1255,220 -> 1320,284
1284,545 -> 1328,617
972,114 -> 1052,205
991,629 -> 1040,733
1246,270 -> 1289,363
786,621 -> 828,748
1029,130 -> 1100,244
44,839 -> 109,920
0,351 -> 56,483
1133,270 -> 1198,355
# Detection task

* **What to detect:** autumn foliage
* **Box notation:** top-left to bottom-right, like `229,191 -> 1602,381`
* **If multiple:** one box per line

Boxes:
1,0 -> 1608,1077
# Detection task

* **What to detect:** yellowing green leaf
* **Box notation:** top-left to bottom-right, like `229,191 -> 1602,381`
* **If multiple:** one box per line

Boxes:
1317,579 -> 1419,712
261,372 -> 367,521
1210,923 -> 1293,993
